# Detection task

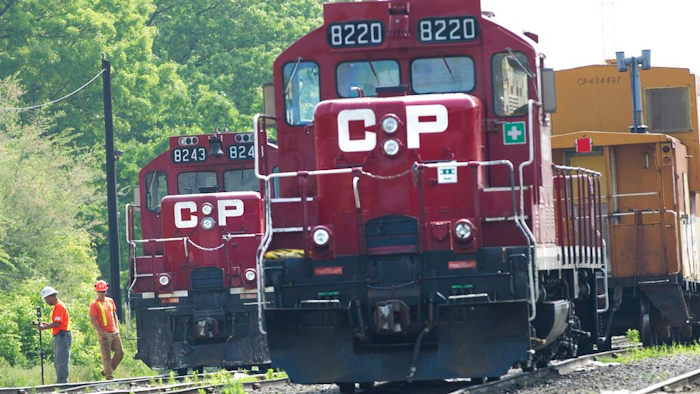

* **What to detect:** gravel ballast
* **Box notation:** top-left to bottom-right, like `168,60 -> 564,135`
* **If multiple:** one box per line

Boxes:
506,353 -> 700,394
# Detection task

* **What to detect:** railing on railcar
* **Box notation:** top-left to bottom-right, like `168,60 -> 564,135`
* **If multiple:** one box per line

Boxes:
553,165 -> 604,267
553,165 -> 608,313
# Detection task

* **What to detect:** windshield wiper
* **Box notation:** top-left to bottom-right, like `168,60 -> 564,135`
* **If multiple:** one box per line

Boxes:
441,55 -> 457,82
366,56 -> 380,84
505,47 -> 535,78
284,57 -> 303,95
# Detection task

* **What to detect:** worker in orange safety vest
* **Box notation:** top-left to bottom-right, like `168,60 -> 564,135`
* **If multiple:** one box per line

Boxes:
89,280 -> 124,380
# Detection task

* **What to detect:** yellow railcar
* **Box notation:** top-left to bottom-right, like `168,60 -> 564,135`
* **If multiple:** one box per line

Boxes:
551,65 -> 700,345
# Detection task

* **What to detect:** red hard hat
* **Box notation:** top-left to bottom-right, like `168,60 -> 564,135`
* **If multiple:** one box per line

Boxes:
95,280 -> 109,292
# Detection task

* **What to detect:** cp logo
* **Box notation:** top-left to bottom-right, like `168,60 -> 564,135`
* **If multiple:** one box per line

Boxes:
173,199 -> 244,229
337,104 -> 448,153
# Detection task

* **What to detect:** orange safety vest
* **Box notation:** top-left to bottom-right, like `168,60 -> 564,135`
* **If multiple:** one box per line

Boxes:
94,298 -> 116,331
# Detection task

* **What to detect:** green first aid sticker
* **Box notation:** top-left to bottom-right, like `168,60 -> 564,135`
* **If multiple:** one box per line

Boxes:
503,121 -> 526,145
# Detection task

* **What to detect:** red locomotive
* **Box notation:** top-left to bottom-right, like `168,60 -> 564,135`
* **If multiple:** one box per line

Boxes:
126,131 -> 276,373
253,0 -> 607,390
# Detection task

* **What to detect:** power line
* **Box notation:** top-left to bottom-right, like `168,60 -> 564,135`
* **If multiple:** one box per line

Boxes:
0,69 -> 105,112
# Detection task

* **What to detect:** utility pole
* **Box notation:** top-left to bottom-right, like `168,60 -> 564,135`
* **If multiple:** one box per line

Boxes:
616,50 -> 651,133
102,55 -> 123,321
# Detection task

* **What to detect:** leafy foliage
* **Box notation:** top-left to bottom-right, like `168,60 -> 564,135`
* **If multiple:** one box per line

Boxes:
0,0 -> 327,382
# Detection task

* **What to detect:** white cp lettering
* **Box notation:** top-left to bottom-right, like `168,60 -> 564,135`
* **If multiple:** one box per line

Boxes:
337,105 -> 448,152
174,199 -> 245,229
338,108 -> 376,153
174,201 -> 197,229
218,199 -> 244,225
406,104 -> 448,148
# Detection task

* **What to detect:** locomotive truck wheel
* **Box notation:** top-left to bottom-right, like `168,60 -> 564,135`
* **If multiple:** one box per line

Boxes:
471,377 -> 486,384
598,335 -> 612,351
681,325 -> 693,343
640,296 -> 657,347
358,382 -> 374,391
338,383 -> 355,394
176,368 -> 188,376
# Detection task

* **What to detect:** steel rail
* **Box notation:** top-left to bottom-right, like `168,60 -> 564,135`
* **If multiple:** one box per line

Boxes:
446,347 -> 639,394
0,372 -> 284,394
631,367 -> 700,394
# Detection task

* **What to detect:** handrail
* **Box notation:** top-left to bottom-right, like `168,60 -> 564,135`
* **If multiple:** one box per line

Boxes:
552,164 -> 608,314
516,99 -> 541,320
125,203 -> 139,340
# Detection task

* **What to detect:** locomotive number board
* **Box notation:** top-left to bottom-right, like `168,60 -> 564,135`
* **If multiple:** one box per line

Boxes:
172,147 -> 207,164
228,143 -> 255,161
418,16 -> 477,43
327,20 -> 385,48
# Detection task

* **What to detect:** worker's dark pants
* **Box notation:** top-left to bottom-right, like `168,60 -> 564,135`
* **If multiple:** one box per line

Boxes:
53,330 -> 72,383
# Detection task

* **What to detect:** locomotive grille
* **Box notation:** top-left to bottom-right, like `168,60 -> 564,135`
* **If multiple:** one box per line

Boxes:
365,215 -> 419,253
191,267 -> 224,291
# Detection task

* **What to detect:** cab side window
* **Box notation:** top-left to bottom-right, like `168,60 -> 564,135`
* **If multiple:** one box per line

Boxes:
145,172 -> 168,212
284,61 -> 320,125
492,52 -> 530,116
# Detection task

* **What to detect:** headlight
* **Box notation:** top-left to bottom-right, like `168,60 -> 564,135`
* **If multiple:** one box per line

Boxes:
383,139 -> 400,156
158,275 -> 170,286
312,228 -> 330,247
381,116 -> 399,134
244,269 -> 256,282
454,220 -> 475,242
201,203 -> 213,215
201,216 -> 216,230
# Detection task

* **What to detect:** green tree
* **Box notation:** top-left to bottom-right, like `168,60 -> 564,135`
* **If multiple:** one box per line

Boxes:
0,78 -> 98,290
148,0 -> 323,118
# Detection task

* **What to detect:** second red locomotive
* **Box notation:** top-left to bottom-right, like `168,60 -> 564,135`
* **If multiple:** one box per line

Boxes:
126,132 -> 276,373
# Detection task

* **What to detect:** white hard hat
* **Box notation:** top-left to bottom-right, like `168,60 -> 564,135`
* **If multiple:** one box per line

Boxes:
40,286 -> 58,300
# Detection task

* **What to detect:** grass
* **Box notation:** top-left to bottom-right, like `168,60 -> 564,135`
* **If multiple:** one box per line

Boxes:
0,339 -> 156,388
599,340 -> 700,365
0,363 -> 289,390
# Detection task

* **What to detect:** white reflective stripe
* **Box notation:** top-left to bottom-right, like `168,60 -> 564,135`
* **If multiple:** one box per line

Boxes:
270,197 -> 314,203
230,287 -> 273,294
157,290 -> 189,298
272,227 -> 311,233
483,186 -> 529,192
141,292 -> 155,299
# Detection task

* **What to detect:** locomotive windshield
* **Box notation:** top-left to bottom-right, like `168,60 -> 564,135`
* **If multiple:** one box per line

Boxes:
224,169 -> 260,192
283,60 -> 319,125
336,60 -> 400,97
178,171 -> 218,194
411,56 -> 475,94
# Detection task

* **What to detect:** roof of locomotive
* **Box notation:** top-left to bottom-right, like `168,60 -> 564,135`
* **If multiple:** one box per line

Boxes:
277,0 -> 543,60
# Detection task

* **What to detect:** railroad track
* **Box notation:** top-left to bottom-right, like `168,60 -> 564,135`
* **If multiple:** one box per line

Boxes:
350,346 -> 640,394
630,367 -> 700,394
448,347 -> 640,394
0,371 -> 288,394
